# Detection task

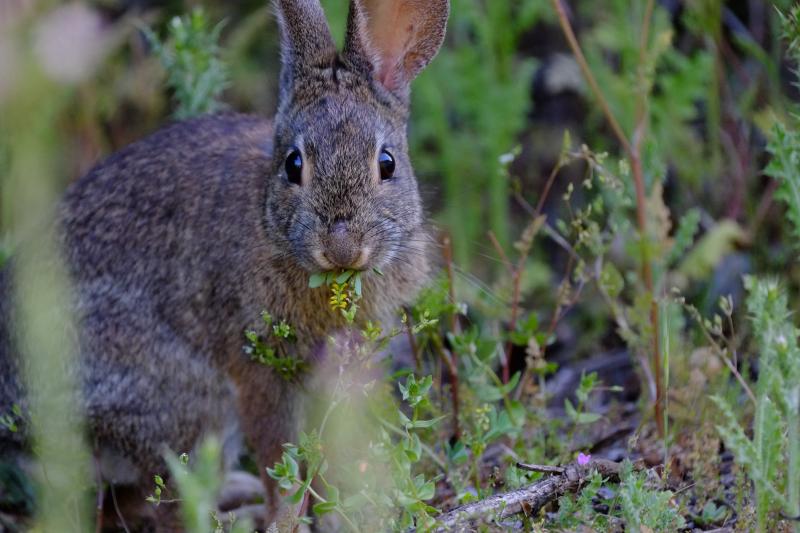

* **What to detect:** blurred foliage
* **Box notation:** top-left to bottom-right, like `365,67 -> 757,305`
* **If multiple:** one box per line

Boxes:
411,0 -> 543,266
3,0 -> 800,531
142,7 -> 228,119
712,278 -> 800,531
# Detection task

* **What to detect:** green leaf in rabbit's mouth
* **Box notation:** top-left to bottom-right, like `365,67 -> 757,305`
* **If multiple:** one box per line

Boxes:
307,268 -> 382,323
307,268 -> 383,290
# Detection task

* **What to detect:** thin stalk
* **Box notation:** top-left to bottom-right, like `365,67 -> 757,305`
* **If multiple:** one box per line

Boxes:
661,300 -> 670,475
431,334 -> 462,439
690,314 -> 756,405
514,253 -> 577,402
403,307 -> 423,373
440,235 -> 462,439
93,444 -> 104,533
550,0 -> 631,155
550,0 -> 664,436
305,484 -> 360,533
494,164 -> 556,384
442,235 -> 460,338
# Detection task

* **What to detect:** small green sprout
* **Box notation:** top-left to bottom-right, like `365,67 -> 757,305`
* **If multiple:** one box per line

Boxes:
308,268 -> 382,323
244,313 -> 306,380
0,404 -> 22,433
145,473 -> 168,505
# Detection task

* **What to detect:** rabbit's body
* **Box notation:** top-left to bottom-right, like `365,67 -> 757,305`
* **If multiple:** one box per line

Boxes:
0,0 -> 449,528
59,114 -> 282,479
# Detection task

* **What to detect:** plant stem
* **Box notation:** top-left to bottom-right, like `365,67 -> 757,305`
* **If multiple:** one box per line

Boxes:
403,307 -> 423,373
550,0 -> 631,155
431,334 -> 462,439
376,416 -> 448,472
550,0 -> 665,437
441,235 -> 462,439
306,484 -> 360,532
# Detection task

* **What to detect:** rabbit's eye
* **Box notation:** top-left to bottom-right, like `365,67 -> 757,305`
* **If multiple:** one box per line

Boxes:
379,149 -> 395,180
285,149 -> 303,186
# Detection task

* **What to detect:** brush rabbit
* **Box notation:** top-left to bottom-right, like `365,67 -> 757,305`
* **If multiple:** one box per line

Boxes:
0,0 -> 449,529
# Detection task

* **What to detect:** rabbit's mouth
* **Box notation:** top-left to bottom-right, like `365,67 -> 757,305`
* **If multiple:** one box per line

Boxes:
306,220 -> 374,271
311,246 -> 372,272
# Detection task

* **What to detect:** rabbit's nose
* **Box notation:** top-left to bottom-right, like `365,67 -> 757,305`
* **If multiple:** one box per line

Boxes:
324,222 -> 368,269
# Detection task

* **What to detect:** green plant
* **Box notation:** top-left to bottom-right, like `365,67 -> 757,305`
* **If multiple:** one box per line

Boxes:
709,13 -> 800,531
766,6 -> 800,245
243,312 -> 307,381
308,269 -> 374,323
549,469 -> 610,530
766,122 -> 800,245
617,461 -> 685,532
267,373 -> 442,531
6,1 -> 800,531
159,440 -> 252,533
712,277 -> 800,532
0,404 -> 22,434
550,461 -> 684,531
144,8 -> 229,119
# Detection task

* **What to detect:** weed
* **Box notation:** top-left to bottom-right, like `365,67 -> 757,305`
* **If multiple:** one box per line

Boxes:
243,312 -> 307,381
712,277 -> 800,531
144,8 -> 229,119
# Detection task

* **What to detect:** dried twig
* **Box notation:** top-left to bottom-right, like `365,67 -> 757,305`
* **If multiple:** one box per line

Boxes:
428,459 -> 625,531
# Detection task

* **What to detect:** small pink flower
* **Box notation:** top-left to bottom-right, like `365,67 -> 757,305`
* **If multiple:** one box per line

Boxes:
577,452 -> 591,465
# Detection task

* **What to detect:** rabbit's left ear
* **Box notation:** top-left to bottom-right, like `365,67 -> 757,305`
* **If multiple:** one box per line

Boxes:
343,0 -> 449,100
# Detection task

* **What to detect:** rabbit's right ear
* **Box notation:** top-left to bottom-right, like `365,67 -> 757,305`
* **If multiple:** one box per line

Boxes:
273,0 -> 337,105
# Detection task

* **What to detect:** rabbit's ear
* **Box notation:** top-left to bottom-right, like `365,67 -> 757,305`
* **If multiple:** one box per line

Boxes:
273,0 -> 337,98
343,0 -> 449,98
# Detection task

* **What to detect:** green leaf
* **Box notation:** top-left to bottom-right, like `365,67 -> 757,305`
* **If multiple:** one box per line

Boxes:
404,433 -> 422,462
308,273 -> 327,288
498,371 -> 522,396
678,220 -> 745,281
312,501 -> 338,515
336,270 -> 354,284
288,477 -> 311,505
667,208 -> 701,265
766,122 -> 800,247
506,399 -> 526,426
575,411 -> 602,424
446,440 -> 469,465
599,262 -> 624,299
417,479 -> 436,501
565,399 -> 601,424
409,416 -> 445,429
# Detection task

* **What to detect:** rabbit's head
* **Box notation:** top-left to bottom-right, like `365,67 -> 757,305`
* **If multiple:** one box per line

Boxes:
265,0 -> 449,274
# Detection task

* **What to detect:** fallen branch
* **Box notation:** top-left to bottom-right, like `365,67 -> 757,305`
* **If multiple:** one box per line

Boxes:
430,459 -> 624,531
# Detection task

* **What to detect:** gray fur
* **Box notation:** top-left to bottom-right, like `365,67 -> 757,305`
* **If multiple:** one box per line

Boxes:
0,0 -> 449,528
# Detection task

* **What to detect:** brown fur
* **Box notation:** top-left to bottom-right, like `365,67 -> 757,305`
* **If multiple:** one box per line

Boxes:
0,0 -> 449,529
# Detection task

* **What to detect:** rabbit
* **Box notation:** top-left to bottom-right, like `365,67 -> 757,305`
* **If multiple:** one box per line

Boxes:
0,0 -> 450,529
